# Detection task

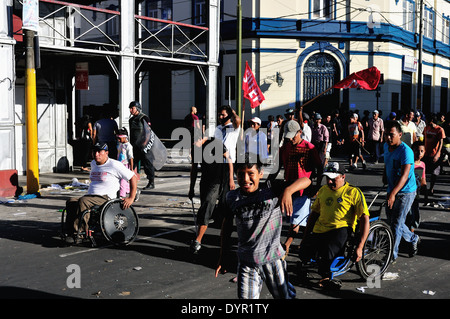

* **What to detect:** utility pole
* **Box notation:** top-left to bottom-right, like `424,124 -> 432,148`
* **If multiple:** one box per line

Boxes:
416,0 -> 423,111
25,29 -> 39,193
236,0 -> 242,119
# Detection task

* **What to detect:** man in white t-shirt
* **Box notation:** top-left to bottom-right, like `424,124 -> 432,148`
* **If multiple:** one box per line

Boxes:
64,142 -> 137,243
398,110 -> 417,147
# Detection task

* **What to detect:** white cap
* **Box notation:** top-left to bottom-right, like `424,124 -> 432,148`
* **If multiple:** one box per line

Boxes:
322,162 -> 345,179
250,117 -> 261,125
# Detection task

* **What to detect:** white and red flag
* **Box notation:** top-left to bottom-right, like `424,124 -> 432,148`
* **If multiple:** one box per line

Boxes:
333,66 -> 381,90
242,61 -> 265,109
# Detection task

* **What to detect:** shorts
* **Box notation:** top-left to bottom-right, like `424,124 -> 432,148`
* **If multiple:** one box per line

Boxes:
237,259 -> 295,299
424,156 -> 442,176
287,196 -> 311,226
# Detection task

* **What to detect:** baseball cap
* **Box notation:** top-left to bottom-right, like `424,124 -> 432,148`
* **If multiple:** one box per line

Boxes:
250,117 -> 261,125
93,142 -> 108,152
285,108 -> 295,116
314,113 -> 322,120
373,110 -> 379,114
284,120 -> 301,139
322,162 -> 345,179
389,112 -> 396,119
352,113 -> 359,119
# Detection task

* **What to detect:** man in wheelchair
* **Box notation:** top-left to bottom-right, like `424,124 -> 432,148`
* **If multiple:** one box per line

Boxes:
298,162 -> 370,289
64,142 -> 138,244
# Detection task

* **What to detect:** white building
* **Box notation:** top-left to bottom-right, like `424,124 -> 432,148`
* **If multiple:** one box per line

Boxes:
207,0 -> 450,121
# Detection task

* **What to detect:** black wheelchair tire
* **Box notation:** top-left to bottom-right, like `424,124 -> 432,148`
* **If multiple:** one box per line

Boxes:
99,199 -> 139,246
356,220 -> 394,279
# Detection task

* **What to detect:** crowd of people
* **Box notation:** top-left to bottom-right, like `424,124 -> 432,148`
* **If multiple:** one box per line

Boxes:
68,102 -> 448,299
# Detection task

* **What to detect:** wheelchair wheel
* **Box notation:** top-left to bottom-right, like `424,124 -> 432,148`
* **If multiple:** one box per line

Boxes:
99,199 -> 139,246
60,208 -> 67,240
356,220 -> 394,279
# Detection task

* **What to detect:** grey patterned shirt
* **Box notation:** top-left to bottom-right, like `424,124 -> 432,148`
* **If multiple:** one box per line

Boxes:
226,180 -> 286,266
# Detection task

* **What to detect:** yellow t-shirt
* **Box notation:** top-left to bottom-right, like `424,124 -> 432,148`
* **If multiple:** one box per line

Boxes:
311,182 -> 369,233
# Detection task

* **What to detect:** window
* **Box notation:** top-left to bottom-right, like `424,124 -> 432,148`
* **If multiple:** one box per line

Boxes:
403,0 -> 414,32
443,17 -> 450,44
145,0 -> 173,30
312,0 -> 333,19
423,7 -> 434,39
194,0 -> 206,25
441,78 -> 448,114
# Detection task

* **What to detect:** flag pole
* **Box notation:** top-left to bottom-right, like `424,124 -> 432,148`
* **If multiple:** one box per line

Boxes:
301,86 -> 333,109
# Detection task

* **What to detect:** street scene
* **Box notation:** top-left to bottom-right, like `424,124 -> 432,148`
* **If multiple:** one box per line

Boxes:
0,154 -> 449,303
2,0 -> 450,309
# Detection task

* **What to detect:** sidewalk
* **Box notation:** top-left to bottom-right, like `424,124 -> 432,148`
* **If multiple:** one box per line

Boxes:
16,148 -> 192,193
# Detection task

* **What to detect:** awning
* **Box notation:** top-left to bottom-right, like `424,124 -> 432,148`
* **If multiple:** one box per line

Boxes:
13,14 -> 23,42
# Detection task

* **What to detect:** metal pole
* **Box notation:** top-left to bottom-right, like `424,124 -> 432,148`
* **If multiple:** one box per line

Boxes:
236,0 -> 242,118
416,0 -> 423,111
25,29 -> 39,193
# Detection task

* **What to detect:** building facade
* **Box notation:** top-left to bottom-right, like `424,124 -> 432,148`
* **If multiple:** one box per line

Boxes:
212,0 -> 450,121
2,0 -> 217,177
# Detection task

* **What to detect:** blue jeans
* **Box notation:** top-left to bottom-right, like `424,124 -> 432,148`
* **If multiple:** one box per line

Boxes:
386,191 -> 418,260
287,196 -> 311,227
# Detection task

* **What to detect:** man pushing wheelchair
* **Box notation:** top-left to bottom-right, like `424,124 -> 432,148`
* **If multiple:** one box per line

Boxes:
63,142 -> 138,245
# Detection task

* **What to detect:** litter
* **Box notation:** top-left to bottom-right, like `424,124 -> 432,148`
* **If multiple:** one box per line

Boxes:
69,178 -> 89,188
17,192 -> 41,200
0,197 -> 15,204
382,272 -> 399,280
357,286 -> 369,293
133,266 -> 142,271
422,290 -> 436,295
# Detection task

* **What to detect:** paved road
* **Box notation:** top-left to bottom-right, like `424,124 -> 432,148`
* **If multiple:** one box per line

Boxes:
0,159 -> 449,305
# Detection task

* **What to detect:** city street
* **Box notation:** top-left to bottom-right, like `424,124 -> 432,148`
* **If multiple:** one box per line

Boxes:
0,156 -> 449,306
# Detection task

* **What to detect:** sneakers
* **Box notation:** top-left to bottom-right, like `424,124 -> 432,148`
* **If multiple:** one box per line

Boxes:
362,161 -> 367,169
410,236 -> 421,257
189,240 -> 201,254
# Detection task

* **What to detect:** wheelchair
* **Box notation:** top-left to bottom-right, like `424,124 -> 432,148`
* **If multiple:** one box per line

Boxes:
299,200 -> 394,283
328,214 -> 394,280
61,198 -> 139,247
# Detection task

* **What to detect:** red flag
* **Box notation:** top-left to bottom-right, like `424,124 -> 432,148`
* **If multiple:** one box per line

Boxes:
242,61 -> 265,108
333,66 -> 381,90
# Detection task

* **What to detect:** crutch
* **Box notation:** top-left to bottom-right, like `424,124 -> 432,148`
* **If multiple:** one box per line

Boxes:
190,199 -> 198,233
368,184 -> 387,211
355,139 -> 372,156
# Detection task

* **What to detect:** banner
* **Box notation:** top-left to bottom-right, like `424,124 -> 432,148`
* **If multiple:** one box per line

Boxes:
75,62 -> 89,90
22,0 -> 39,33
333,66 -> 381,90
242,61 -> 265,109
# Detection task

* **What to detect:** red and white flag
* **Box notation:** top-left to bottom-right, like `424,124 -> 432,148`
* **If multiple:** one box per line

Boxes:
242,61 -> 265,109
333,66 -> 381,90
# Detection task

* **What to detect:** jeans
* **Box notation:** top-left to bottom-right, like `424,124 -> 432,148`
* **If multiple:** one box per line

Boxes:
386,191 -> 418,260
288,196 -> 311,227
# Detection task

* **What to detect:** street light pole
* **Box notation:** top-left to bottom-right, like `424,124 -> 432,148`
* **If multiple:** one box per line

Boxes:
25,29 -> 39,193
416,0 -> 423,111
236,0 -> 242,119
